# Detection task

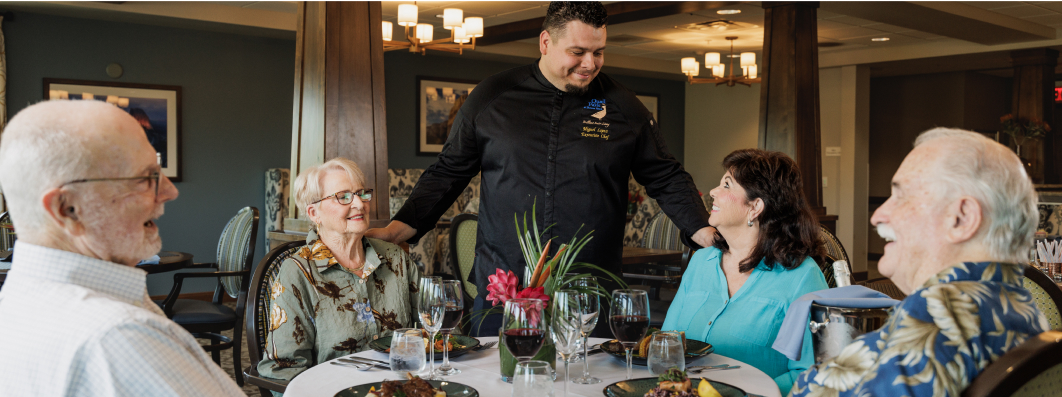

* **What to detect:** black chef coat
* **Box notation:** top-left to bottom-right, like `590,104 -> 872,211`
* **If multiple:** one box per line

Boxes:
393,61 -> 711,297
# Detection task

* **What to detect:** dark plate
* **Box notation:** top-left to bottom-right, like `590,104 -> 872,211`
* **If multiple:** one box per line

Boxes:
603,377 -> 745,397
369,334 -> 480,360
601,339 -> 713,366
335,380 -> 478,397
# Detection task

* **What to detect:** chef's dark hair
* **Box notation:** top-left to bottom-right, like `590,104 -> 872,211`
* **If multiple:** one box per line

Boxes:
542,2 -> 607,38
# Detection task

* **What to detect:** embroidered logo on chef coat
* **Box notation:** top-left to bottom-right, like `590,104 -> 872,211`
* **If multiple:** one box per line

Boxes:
581,99 -> 610,139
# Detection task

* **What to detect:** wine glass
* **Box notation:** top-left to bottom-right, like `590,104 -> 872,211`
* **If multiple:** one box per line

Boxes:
568,276 -> 601,384
436,280 -> 464,376
551,290 -> 583,397
502,298 -> 548,362
610,289 -> 650,380
418,276 -> 444,380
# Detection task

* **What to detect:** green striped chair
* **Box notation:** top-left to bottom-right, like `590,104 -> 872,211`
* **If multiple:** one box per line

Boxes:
159,207 -> 259,386
962,330 -> 1062,397
243,239 -> 305,396
449,213 -> 478,334
1024,266 -> 1062,331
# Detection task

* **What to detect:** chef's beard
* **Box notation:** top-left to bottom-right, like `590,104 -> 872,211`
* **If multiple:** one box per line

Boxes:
565,83 -> 589,96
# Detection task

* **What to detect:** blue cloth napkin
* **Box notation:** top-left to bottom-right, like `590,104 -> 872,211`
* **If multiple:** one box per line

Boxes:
137,255 -> 160,266
772,285 -> 900,361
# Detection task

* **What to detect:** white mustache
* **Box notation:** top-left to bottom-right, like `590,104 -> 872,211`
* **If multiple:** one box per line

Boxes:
876,223 -> 896,242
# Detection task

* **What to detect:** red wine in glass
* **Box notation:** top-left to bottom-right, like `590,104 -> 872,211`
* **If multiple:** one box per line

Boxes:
503,328 -> 545,358
610,315 -> 650,347
441,305 -> 463,332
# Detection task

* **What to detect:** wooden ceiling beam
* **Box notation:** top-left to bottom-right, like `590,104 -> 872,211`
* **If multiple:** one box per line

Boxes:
477,1 -> 740,46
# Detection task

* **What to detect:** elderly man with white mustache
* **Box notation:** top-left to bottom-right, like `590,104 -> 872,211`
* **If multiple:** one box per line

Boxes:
789,128 -> 1048,397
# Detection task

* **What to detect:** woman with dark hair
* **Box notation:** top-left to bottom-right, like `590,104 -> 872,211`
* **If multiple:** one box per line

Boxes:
662,148 -> 827,395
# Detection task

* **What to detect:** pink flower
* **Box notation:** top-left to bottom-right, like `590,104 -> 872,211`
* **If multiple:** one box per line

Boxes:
486,269 -> 519,306
516,286 -> 549,302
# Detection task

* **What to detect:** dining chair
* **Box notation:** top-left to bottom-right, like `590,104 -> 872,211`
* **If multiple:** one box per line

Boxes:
961,330 -> 1062,397
1023,266 -> 1062,331
158,206 -> 258,386
244,239 -> 306,396
817,225 -> 853,288
626,212 -> 685,301
862,277 -> 907,300
449,213 -> 478,331
0,211 -> 15,252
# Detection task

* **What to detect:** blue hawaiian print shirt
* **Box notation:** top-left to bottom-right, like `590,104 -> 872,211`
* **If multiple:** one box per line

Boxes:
790,262 -> 1049,397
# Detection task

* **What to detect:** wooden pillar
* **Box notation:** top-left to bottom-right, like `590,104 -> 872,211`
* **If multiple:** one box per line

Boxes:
1010,48 -> 1058,184
759,2 -> 833,229
290,1 -> 390,227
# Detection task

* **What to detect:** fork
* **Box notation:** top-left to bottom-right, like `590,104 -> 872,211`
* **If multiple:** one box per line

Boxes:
688,365 -> 740,374
330,361 -> 372,371
474,341 -> 498,351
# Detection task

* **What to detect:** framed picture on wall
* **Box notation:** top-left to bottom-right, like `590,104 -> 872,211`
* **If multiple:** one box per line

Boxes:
43,78 -> 182,181
636,94 -> 659,124
417,76 -> 478,156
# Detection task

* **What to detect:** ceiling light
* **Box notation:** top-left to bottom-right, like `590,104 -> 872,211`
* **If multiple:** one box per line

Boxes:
680,36 -> 760,87
384,4 -> 483,55
872,37 -> 890,42
717,10 -> 741,15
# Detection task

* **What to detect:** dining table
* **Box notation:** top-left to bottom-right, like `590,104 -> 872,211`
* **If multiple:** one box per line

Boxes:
284,336 -> 782,397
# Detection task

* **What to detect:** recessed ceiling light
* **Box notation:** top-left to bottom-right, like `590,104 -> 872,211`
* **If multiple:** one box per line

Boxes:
717,9 -> 741,15
872,37 -> 890,42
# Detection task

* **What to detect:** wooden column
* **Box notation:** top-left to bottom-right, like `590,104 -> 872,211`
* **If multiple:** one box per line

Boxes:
289,1 -> 390,227
1010,48 -> 1058,184
759,2 -> 833,229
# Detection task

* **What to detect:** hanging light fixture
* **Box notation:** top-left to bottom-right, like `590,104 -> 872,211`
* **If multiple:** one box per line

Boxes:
383,3 -> 483,55
681,37 -> 761,87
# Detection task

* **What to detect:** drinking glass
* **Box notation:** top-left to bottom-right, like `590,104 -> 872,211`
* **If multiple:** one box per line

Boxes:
567,276 -> 601,384
436,280 -> 464,376
418,276 -> 444,380
609,289 -> 650,380
551,290 -> 583,397
647,331 -> 685,376
512,360 -> 555,397
502,298 -> 548,362
389,328 -> 426,377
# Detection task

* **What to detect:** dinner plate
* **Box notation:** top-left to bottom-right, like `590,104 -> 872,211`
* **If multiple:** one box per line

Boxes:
334,380 -> 479,397
603,377 -> 745,397
600,339 -> 713,366
368,334 -> 480,360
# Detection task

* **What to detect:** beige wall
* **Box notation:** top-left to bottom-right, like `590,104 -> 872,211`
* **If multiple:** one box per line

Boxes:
683,83 -> 761,196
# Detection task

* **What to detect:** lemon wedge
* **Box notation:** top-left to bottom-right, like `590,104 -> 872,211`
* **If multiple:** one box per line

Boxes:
697,378 -> 722,397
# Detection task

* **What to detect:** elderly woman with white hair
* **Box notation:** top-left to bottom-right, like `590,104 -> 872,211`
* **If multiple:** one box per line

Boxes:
258,158 -> 421,383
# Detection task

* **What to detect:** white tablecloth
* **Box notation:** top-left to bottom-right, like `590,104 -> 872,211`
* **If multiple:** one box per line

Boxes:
284,337 -> 782,397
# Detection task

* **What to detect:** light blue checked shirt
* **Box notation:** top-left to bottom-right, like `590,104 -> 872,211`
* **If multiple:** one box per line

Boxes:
0,241 -> 244,396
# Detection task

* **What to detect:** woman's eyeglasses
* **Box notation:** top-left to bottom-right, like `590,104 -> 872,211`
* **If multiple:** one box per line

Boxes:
311,189 -> 373,205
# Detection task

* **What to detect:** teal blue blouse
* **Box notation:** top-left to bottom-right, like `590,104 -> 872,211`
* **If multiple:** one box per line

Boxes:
662,247 -> 827,396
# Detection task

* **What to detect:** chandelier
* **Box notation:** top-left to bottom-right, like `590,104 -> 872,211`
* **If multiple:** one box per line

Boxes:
680,37 -> 760,87
383,4 -> 483,55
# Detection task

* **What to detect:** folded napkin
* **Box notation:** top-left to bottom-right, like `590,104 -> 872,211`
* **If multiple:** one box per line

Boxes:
137,255 -> 160,266
772,285 -> 900,361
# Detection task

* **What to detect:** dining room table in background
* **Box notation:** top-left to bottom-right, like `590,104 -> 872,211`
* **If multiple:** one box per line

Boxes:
283,336 -> 782,397
135,251 -> 193,274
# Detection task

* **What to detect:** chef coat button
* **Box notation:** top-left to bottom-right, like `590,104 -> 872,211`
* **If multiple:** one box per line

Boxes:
548,155 -> 555,161
545,191 -> 552,197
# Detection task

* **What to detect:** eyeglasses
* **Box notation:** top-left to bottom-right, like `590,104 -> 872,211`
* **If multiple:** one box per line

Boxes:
61,172 -> 161,198
311,189 -> 373,205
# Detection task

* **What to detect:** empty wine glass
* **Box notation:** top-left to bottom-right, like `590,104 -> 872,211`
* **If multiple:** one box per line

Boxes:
551,290 -> 583,397
568,276 -> 601,384
418,276 -> 444,380
502,298 -> 548,362
610,289 -> 650,380
436,280 -> 464,376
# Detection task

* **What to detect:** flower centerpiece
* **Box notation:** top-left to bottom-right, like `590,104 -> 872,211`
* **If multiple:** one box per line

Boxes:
484,203 -> 626,380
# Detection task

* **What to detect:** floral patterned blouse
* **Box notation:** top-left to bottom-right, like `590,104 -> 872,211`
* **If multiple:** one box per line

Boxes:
257,237 -> 421,382
790,262 -> 1049,397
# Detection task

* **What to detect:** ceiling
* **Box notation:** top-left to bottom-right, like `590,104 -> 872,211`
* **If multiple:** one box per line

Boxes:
5,1 -> 1062,79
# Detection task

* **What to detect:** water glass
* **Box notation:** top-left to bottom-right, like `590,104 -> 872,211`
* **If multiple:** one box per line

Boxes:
512,360 -> 555,397
567,276 -> 601,385
647,331 -> 685,376
551,290 -> 583,397
389,328 -> 426,377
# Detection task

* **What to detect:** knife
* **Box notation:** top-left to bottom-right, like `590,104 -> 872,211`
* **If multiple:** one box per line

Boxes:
339,356 -> 391,368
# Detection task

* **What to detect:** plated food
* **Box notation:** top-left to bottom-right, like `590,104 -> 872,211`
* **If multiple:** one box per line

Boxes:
365,375 -> 445,397
601,330 -> 713,366
602,372 -> 746,397
369,334 -> 481,360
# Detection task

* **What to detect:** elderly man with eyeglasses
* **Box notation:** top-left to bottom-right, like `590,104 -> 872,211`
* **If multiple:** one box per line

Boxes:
0,101 -> 243,396
257,157 -> 422,386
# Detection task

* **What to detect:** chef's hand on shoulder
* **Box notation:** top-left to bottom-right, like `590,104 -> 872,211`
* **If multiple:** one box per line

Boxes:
691,226 -> 717,248
365,221 -> 417,244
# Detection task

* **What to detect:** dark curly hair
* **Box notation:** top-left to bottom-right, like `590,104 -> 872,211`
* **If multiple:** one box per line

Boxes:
712,149 -> 824,272
542,2 -> 608,37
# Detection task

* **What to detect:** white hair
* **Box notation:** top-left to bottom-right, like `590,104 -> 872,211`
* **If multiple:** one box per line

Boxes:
293,157 -> 367,215
914,128 -> 1038,263
0,101 -> 116,237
